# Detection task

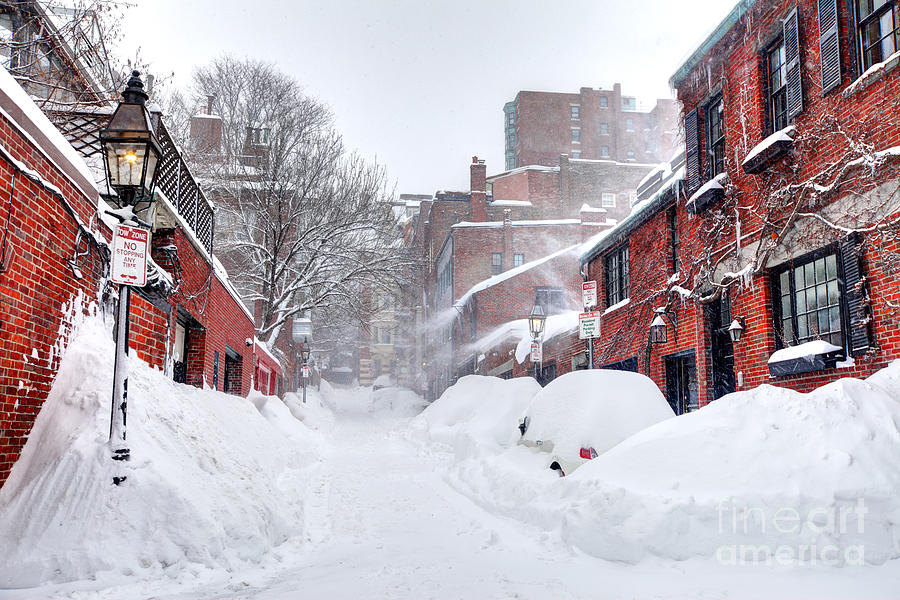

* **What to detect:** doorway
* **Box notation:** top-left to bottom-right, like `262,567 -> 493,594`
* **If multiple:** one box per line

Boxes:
664,350 -> 697,415
707,293 -> 736,400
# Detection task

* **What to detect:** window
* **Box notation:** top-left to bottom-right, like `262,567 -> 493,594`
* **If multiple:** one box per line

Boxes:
571,128 -> 581,143
601,192 -> 616,207
625,117 -> 634,131
855,0 -> 899,69
599,96 -> 608,108
513,253 -> 525,267
669,207 -> 679,273
605,245 -> 629,306
626,150 -> 636,160
507,112 -> 515,126
248,127 -> 270,146
491,252 -> 503,275
599,122 -> 609,135
768,39 -> 788,131
535,287 -> 566,315
382,328 -> 392,344
600,145 -> 610,158
773,250 -> 844,348
570,104 -> 580,119
705,95 -> 725,176
571,151 -> 582,159
506,134 -> 516,149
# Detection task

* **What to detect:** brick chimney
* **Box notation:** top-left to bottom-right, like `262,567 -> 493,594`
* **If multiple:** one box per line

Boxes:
470,156 -> 487,222
189,94 -> 222,154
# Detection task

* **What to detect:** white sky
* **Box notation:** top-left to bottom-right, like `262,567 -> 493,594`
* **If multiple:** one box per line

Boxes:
121,0 -> 737,195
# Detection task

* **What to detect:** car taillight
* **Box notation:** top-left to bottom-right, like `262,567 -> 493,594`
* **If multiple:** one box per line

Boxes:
579,447 -> 598,460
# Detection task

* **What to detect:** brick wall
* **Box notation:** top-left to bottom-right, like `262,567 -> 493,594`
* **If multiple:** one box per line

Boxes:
0,104 -> 106,484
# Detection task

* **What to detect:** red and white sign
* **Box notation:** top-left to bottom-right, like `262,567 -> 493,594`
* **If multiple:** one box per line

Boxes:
529,342 -> 542,363
582,281 -> 597,310
302,365 -> 310,379
111,224 -> 149,287
579,311 -> 601,340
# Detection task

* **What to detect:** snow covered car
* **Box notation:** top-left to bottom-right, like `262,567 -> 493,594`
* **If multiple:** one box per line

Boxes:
517,369 -> 675,476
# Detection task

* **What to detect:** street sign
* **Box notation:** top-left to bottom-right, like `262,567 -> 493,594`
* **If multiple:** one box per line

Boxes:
302,365 -> 310,379
530,342 -> 542,363
579,311 -> 601,339
582,281 -> 597,310
111,224 -> 149,287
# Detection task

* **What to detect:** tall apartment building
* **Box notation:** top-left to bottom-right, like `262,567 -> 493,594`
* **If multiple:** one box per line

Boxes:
504,84 -> 678,170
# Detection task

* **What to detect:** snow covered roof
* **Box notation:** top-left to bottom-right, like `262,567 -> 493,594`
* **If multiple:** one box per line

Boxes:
580,158 -> 684,263
490,199 -> 533,207
454,245 -> 580,309
487,164 -> 559,181
580,203 -> 606,213
253,338 -> 282,370
0,64 -> 98,202
452,218 -> 580,229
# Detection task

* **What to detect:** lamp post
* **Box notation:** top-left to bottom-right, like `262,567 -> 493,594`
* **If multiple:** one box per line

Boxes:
100,71 -> 162,482
528,304 -> 546,381
300,338 -> 311,404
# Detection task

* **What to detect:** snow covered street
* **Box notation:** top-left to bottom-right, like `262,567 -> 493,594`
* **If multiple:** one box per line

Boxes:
4,378 -> 900,600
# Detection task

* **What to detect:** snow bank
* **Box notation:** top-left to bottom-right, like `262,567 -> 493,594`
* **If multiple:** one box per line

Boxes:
283,390 -> 335,432
446,363 -> 900,566
0,311 -> 319,587
370,387 -> 427,417
412,375 -> 541,459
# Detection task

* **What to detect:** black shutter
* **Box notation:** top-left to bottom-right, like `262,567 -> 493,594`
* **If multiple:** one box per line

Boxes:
684,109 -> 700,195
784,7 -> 804,119
818,0 -> 842,94
840,233 -> 871,356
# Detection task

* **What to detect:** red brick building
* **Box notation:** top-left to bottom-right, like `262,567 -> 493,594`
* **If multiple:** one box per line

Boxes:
528,0 -> 900,414
0,64 -> 278,487
503,84 -> 678,170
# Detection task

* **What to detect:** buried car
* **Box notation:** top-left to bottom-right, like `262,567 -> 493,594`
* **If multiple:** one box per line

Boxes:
517,369 -> 675,475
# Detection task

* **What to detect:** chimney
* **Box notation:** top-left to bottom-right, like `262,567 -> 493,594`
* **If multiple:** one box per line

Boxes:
470,156 -> 487,222
189,94 -> 223,154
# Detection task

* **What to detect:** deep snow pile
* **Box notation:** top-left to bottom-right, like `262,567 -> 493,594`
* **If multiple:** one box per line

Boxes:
411,375 -> 542,458
442,364 -> 900,566
0,309 -> 321,587
323,382 -> 426,417
521,370 -> 674,461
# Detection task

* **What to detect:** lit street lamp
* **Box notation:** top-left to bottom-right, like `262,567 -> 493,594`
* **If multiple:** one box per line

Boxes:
100,70 -> 162,483
528,303 -> 546,381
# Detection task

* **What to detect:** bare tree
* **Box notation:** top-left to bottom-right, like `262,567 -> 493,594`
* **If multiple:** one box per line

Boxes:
176,56 -> 415,346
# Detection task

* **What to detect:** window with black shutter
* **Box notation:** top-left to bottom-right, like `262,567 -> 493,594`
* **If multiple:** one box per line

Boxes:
784,7 -> 804,119
684,109 -> 700,195
705,95 -> 725,177
604,244 -> 629,307
819,0 -> 843,93
768,39 -> 789,131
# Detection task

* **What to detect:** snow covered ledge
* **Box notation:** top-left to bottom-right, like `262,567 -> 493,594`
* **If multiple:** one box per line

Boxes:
742,125 -> 796,175
767,340 -> 844,377
686,172 -> 727,214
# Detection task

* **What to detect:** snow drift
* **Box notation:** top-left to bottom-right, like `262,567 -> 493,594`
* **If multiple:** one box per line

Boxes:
412,375 -> 542,458
443,363 -> 900,566
0,309 -> 320,587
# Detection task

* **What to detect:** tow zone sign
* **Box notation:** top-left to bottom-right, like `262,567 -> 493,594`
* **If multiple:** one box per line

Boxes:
111,224 -> 149,287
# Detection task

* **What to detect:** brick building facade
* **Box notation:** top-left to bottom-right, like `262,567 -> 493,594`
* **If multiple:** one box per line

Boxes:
518,0 -> 900,415
503,84 -> 678,170
0,63 -> 277,487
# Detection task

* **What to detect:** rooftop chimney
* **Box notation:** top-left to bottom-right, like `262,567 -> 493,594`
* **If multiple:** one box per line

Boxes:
470,156 -> 487,222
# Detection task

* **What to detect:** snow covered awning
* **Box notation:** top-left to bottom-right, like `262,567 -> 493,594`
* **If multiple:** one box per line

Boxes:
742,125 -> 796,175
686,172 -> 727,214
767,340 -> 844,377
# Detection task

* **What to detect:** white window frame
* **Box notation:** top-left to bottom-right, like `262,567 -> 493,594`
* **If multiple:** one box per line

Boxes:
601,193 -> 616,207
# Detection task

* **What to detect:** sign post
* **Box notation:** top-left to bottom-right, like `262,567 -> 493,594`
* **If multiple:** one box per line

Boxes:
579,306 -> 600,371
581,281 -> 597,311
108,224 -> 150,480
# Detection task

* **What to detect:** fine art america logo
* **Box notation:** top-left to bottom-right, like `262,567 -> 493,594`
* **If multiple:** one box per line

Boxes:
715,498 -> 868,566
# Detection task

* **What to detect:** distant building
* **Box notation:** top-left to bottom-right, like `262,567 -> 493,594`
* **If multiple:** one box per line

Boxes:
504,84 -> 677,170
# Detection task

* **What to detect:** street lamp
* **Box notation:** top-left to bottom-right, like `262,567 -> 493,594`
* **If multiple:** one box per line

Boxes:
100,70 -> 162,483
101,71 -> 162,206
300,338 -> 311,404
728,318 -> 746,343
649,314 -> 667,344
528,304 -> 546,380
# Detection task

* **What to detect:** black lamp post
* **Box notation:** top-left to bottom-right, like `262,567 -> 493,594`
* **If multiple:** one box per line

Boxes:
100,71 -> 162,482
649,314 -> 667,344
528,304 -> 546,380
300,338 -> 311,404
728,318 -> 746,343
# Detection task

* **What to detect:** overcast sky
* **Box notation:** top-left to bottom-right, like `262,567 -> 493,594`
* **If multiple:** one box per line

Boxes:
121,0 -> 737,195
